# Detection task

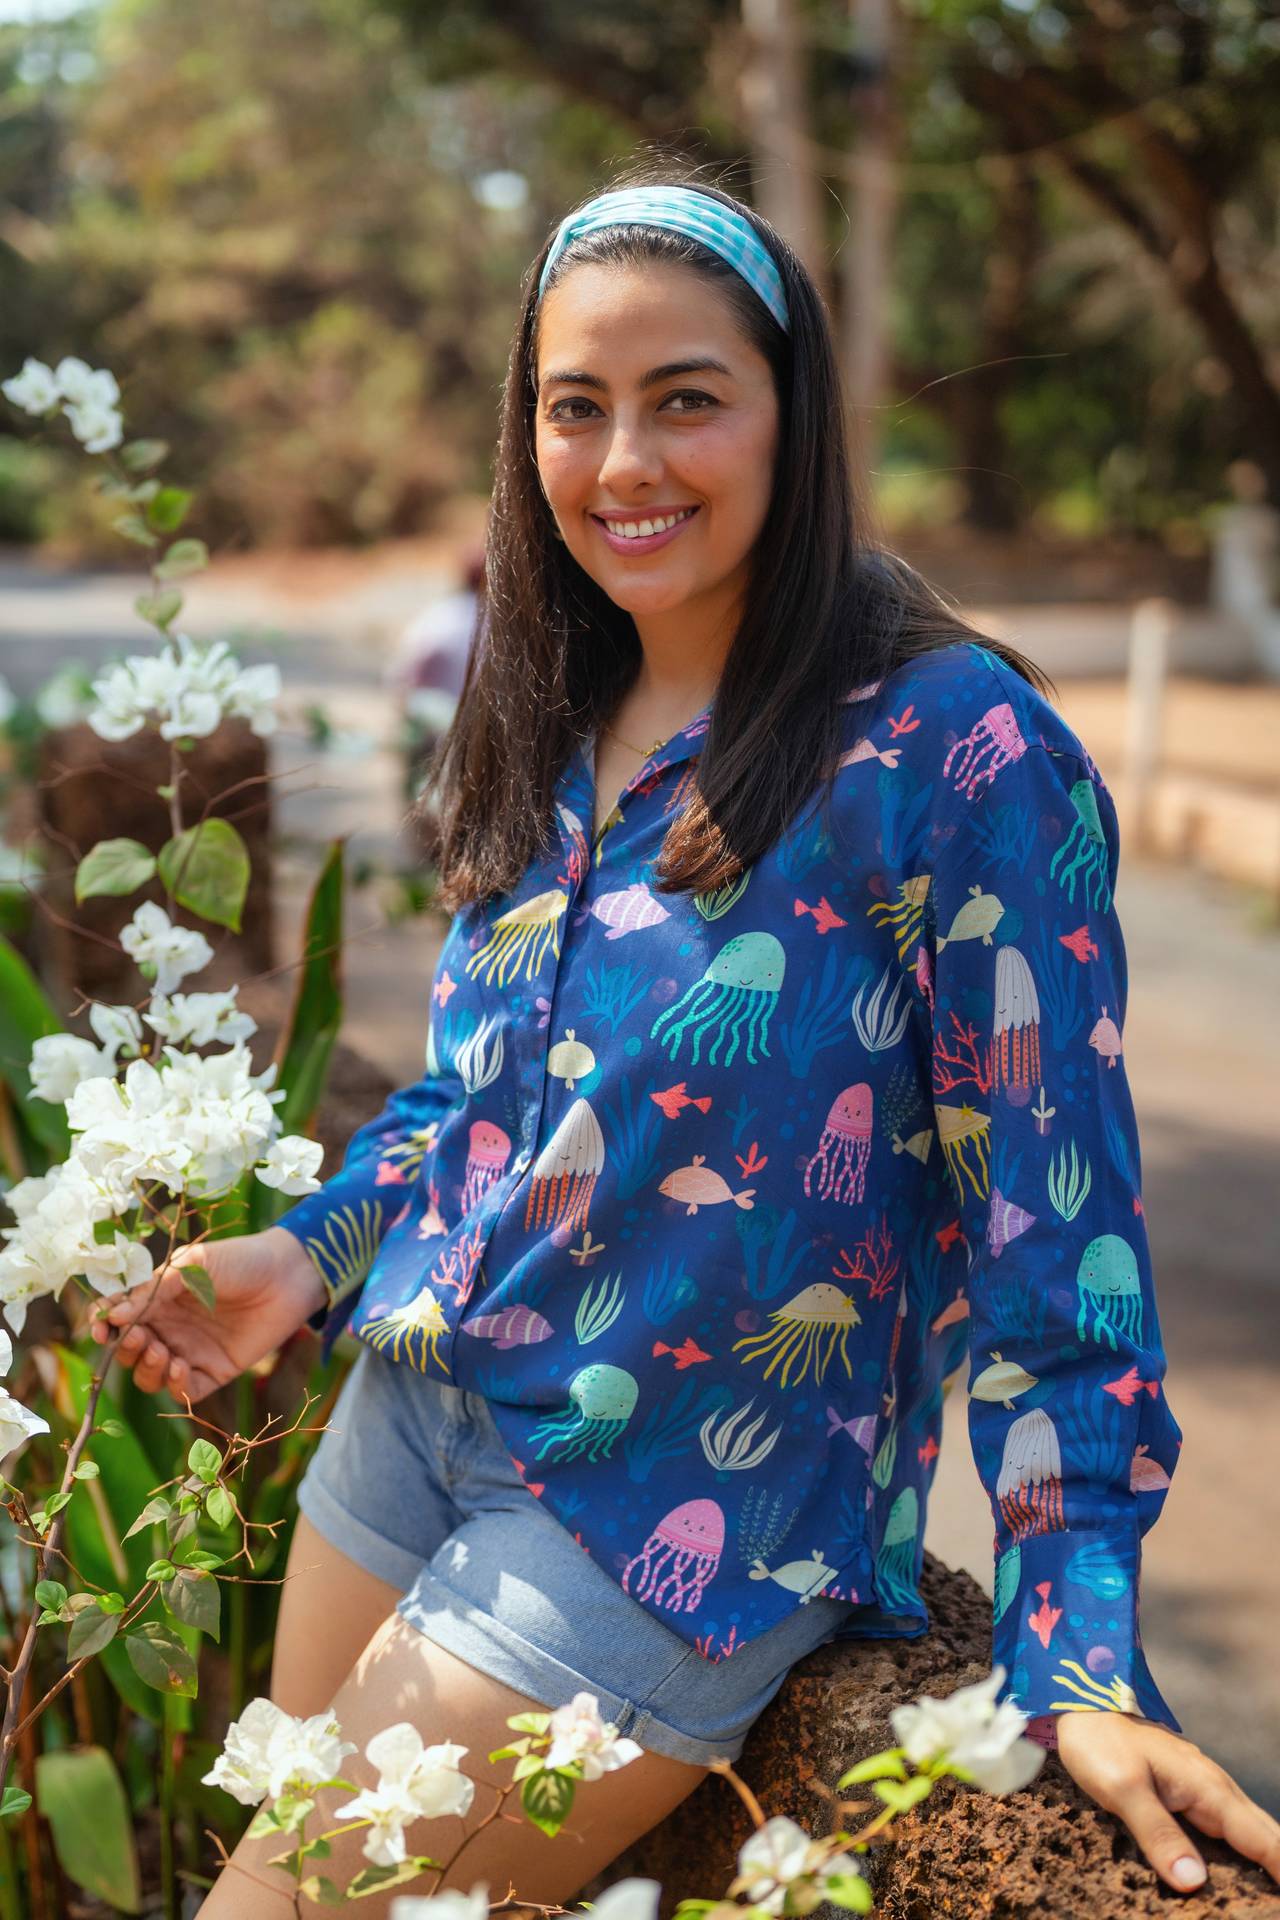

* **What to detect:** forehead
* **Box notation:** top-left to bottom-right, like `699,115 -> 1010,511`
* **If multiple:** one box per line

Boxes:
535,260 -> 752,375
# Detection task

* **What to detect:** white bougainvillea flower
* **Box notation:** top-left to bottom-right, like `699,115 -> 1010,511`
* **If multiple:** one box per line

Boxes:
389,1886 -> 490,1920
889,1665 -> 1044,1797
0,1155 -> 156,1332
734,1816 -> 863,1917
119,902 -> 214,997
87,1002 -> 145,1064
335,1727 -> 473,1868
2,357 -> 61,414
52,357 -> 120,410
89,634 -> 281,746
0,1331 -> 10,1375
256,1135 -> 323,1196
144,988 -> 256,1050
577,1883 -> 662,1920
28,1032 -> 112,1106
64,400 -> 123,454
0,1387 -> 50,1460
35,663 -> 94,729
544,1692 -> 644,1780
201,1697 -> 356,1807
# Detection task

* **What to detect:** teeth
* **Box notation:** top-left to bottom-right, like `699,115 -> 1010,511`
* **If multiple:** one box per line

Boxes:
604,508 -> 694,539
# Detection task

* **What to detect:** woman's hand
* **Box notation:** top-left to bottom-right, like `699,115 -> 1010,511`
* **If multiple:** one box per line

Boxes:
89,1226 -> 326,1402
1056,1709 -> 1280,1893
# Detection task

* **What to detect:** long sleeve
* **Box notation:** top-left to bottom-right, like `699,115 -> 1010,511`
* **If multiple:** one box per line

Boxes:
926,740 -> 1182,1729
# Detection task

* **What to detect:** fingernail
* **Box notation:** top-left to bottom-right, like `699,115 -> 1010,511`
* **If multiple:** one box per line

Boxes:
1171,1857 -> 1206,1889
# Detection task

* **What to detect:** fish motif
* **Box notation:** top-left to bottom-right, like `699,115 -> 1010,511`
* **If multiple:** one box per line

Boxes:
460,1305 -> 553,1350
650,1081 -> 713,1119
375,1160 -> 408,1185
547,1028 -> 596,1090
936,882 -> 1005,951
838,735 -> 901,771
936,1218 -> 964,1253
1130,1444 -> 1172,1493
1060,925 -> 1099,964
749,1547 -> 838,1601
416,1184 -> 447,1240
917,1433 -> 939,1468
658,1154 -> 755,1216
589,883 -> 671,939
432,970 -> 458,1007
891,1127 -> 933,1164
652,1335 -> 712,1370
825,1409 -> 876,1455
930,1289 -> 970,1334
1028,1580 -> 1062,1650
1088,1005 -> 1123,1067
794,895 -> 848,934
987,1187 -> 1036,1258
841,678 -> 885,703
510,1456 -> 545,1498
970,1351 -> 1038,1410
1102,1365 -> 1159,1407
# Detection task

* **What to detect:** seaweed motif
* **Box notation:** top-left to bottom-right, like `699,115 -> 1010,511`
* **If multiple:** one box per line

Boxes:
851,960 -> 913,1053
737,1485 -> 800,1566
1032,922 -> 1085,1051
303,1198 -> 385,1296
641,1255 -> 698,1327
694,871 -> 751,920
725,1091 -> 759,1152
968,799 -> 1038,877
699,1399 -> 784,1475
878,768 -> 935,869
1055,1374 -> 1127,1485
976,1261 -> 1051,1351
776,811 -> 837,885
881,1062 -> 929,1145
1047,1137 -> 1092,1222
1103,1104 -> 1136,1190
603,1077 -> 663,1201
779,945 -> 872,1079
581,960 -> 648,1037
989,1137 -> 1024,1207
624,1376 -> 734,1484
736,1203 -> 811,1302
454,1015 -> 504,1095
575,1270 -> 626,1344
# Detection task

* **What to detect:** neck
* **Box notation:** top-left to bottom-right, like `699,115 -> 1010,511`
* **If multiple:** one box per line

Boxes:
625,578 -> 741,730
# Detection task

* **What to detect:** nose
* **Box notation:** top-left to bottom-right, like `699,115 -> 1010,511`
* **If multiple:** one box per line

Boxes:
595,412 -> 663,497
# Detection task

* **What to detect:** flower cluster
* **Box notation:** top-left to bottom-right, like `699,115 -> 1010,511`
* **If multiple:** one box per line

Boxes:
2,356 -> 123,454
89,634 -> 281,745
0,902 -> 322,1334
544,1691 -> 644,1780
335,1726 -> 475,1867
889,1665 -> 1044,1797
0,1329 -> 49,1462
729,1816 -> 865,1916
200,1696 -> 356,1806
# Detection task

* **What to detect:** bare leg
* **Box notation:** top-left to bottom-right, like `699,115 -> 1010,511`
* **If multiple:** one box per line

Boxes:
199,1611 -> 709,1919
268,1511 -> 405,1718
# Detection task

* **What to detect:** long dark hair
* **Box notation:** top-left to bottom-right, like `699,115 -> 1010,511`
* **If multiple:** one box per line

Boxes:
426,158 -> 1053,910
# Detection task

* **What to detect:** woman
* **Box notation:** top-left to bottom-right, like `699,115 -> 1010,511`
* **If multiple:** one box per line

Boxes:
95,172 -> 1280,1915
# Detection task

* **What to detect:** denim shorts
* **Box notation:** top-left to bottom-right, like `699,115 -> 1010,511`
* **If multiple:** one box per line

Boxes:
296,1340 -> 857,1767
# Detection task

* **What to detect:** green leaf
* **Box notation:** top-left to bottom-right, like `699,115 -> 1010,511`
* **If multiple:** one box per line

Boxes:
119,438 -> 168,473
245,1806 -> 284,1840
180,1549 -> 224,1571
346,1857 -> 439,1898
267,838 -> 345,1140
123,1495 -> 171,1541
44,1489 -> 72,1517
187,1439 -> 222,1482
163,1567 -> 220,1640
824,1873 -> 874,1913
74,838 -> 157,903
0,933 -> 70,1164
68,1606 -> 121,1659
34,1580 -> 67,1612
145,1559 -> 175,1582
871,1774 -> 933,1813
134,587 -> 184,629
36,1745 -> 141,1912
0,1785 -> 31,1821
837,1749 -> 909,1788
98,1591 -> 127,1614
97,1418 -> 126,1438
125,1622 -> 198,1697
510,1753 -> 544,1782
158,819 -> 249,931
520,1767 -> 575,1838
505,1710 -> 552,1735
299,1874 -> 343,1904
204,1484 -> 234,1530
73,1461 -> 100,1481
145,486 -> 192,534
112,513 -> 159,549
153,537 -> 208,581
177,1262 -> 215,1312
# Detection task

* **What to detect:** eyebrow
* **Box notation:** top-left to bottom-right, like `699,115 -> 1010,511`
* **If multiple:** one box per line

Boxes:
538,357 -> 734,395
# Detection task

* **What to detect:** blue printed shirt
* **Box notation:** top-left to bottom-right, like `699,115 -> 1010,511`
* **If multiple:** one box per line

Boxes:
278,640 -> 1183,1730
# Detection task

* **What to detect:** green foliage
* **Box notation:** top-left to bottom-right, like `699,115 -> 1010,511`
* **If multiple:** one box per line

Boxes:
74,837 -> 157,902
125,1621 -> 198,1698
520,1766 -> 576,1837
0,933 -> 69,1171
157,818 -> 250,930
35,1746 -> 142,1913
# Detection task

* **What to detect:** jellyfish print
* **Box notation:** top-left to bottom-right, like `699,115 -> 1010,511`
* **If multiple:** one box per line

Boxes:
524,1098 -> 604,1234
529,1363 -> 638,1463
461,1120 -> 512,1214
996,1406 -> 1066,1542
993,947 -> 1041,1095
650,931 -> 785,1069
622,1497 -> 725,1613
731,1283 -> 861,1390
875,1486 -> 919,1612
866,875 -> 932,963
803,1085 -> 873,1203
465,888 -> 568,988
362,1284 -> 449,1374
936,1102 -> 991,1201
1075,1233 -> 1143,1350
942,702 -> 1029,801
1049,779 -> 1113,912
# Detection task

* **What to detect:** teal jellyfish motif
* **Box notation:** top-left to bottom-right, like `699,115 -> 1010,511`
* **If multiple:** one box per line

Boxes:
650,931 -> 785,1068
1075,1233 -> 1143,1349
1049,779 -> 1112,911
530,1363 -> 639,1463
874,1486 -> 919,1612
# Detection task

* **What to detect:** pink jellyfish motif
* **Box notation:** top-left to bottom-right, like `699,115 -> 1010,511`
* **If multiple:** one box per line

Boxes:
461,1119 -> 512,1213
622,1498 -> 725,1614
523,1098 -> 604,1234
942,702 -> 1029,802
803,1084 -> 873,1203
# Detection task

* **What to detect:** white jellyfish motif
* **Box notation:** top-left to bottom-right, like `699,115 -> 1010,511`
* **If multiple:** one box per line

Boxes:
523,1098 -> 605,1234
993,946 -> 1041,1094
622,1498 -> 725,1613
996,1406 -> 1065,1542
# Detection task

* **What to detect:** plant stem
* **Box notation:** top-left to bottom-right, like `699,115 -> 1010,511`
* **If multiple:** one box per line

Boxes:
160,1691 -> 177,1920
0,1793 -> 22,1920
228,1372 -> 253,1718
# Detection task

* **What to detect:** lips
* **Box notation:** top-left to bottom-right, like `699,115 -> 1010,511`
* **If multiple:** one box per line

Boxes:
590,506 -> 701,555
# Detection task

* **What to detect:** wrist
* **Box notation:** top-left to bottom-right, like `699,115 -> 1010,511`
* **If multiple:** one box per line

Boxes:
260,1225 -> 327,1320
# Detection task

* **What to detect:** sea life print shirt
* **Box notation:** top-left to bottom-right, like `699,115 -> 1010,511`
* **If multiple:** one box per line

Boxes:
278,639 -> 1183,1731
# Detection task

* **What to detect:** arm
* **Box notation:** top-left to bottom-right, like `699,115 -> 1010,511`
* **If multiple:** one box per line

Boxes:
926,741 -> 1182,1732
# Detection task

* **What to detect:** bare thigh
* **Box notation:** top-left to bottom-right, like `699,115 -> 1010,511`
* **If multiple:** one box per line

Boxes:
200,1611 -> 708,1920
269,1510 -> 405,1718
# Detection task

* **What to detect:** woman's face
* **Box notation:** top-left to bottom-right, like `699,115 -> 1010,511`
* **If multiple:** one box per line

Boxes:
533,261 -> 781,629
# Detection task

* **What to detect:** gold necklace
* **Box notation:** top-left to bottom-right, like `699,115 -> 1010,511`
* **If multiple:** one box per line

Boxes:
601,720 -> 668,758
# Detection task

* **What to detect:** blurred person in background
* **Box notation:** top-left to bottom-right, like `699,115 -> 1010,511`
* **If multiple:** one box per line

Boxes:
389,543 -> 488,841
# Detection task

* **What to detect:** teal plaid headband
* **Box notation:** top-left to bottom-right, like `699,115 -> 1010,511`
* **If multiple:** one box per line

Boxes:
537,186 -> 791,334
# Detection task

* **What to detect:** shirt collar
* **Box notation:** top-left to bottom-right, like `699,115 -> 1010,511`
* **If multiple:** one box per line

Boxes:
556,697 -> 713,870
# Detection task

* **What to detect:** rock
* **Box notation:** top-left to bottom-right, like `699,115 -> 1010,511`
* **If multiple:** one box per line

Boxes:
581,1554 -> 1280,1918
34,717 -> 273,1007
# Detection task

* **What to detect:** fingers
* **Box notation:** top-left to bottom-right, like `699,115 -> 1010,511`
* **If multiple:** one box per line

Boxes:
1113,1774 -> 1207,1892
88,1302 -> 180,1397
1153,1754 -> 1280,1888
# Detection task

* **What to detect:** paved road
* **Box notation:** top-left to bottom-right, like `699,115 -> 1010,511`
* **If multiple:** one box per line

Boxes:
3,554 -> 1277,1809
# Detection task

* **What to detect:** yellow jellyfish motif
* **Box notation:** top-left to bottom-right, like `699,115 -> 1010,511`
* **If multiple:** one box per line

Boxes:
935,1101 -> 991,1200
465,888 -> 568,989
731,1283 -> 861,1390
1049,1661 -> 1139,1716
866,874 -> 931,962
362,1284 -> 450,1373
524,1097 -> 605,1234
